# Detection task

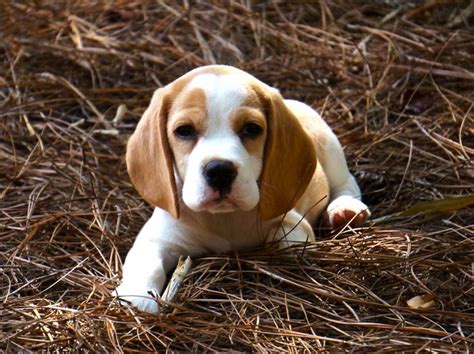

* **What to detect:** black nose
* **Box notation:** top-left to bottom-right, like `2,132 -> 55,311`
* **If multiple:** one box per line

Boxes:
203,160 -> 237,195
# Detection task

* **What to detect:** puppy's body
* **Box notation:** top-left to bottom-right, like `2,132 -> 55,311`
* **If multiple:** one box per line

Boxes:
115,66 -> 370,313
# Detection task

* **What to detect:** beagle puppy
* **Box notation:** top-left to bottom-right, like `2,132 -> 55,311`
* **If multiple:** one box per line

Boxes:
114,65 -> 370,313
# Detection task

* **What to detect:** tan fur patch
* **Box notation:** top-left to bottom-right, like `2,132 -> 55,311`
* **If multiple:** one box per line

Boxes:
231,105 -> 266,158
246,82 -> 318,219
168,88 -> 207,181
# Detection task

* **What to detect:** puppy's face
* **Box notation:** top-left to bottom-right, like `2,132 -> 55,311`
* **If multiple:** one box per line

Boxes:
126,65 -> 316,220
167,74 -> 267,214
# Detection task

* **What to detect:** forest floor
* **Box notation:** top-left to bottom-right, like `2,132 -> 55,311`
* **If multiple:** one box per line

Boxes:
1,1 -> 473,351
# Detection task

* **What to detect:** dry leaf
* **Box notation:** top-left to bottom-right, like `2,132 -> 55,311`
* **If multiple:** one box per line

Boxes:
399,194 -> 474,217
407,294 -> 436,309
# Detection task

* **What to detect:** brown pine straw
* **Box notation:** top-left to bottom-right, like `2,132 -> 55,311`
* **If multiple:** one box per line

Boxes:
1,1 -> 473,351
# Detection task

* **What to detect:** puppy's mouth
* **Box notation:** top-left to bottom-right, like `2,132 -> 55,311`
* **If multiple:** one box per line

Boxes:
200,191 -> 240,213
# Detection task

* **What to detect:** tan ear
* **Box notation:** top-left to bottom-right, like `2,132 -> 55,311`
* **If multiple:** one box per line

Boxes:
259,91 -> 317,220
126,88 -> 179,218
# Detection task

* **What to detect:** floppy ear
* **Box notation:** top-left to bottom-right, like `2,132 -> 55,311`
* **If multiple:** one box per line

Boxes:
126,88 -> 179,218
259,90 -> 317,220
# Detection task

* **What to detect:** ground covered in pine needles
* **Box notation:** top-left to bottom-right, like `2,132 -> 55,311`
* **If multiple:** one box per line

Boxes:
1,1 -> 473,351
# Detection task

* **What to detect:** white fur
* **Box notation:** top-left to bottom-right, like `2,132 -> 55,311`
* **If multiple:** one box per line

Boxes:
182,74 -> 262,213
114,69 -> 370,313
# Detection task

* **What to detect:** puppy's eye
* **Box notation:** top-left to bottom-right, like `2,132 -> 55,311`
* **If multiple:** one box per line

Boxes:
240,123 -> 263,139
174,124 -> 197,140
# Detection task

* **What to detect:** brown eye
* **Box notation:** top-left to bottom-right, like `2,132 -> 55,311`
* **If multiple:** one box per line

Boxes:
174,124 -> 197,140
240,123 -> 262,139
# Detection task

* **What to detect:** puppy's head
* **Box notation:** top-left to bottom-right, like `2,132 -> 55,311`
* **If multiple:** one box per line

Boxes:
126,65 -> 316,219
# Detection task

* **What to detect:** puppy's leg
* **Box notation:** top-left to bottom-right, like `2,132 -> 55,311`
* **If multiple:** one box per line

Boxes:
319,129 -> 370,229
113,208 -> 180,313
270,210 -> 315,248
284,100 -> 369,229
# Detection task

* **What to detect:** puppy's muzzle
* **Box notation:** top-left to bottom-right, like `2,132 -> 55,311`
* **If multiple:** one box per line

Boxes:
203,160 -> 237,196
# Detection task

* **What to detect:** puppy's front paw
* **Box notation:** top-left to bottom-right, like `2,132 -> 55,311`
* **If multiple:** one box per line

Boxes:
269,210 -> 315,247
113,284 -> 160,313
325,196 -> 370,230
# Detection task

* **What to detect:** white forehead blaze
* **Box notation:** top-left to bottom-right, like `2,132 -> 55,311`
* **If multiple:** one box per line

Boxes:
179,72 -> 263,213
187,73 -> 247,135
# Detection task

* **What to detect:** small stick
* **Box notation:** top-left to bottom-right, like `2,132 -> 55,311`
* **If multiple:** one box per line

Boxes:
112,104 -> 127,125
92,129 -> 120,137
161,256 -> 192,304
